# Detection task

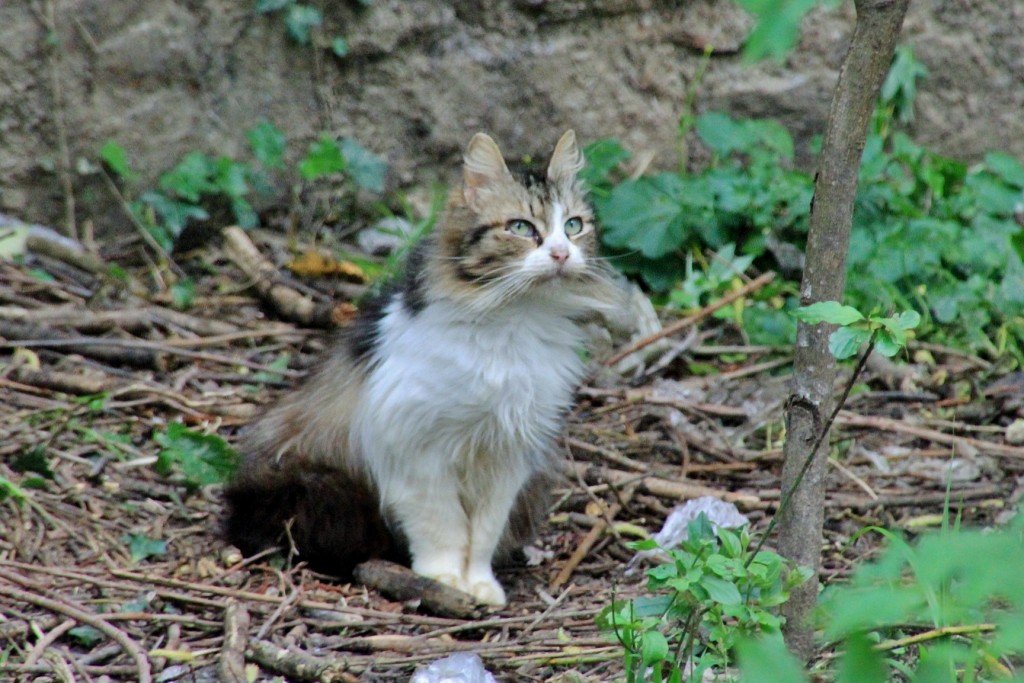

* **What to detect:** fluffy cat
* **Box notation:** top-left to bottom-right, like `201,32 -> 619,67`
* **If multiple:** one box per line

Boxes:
225,130 -> 620,606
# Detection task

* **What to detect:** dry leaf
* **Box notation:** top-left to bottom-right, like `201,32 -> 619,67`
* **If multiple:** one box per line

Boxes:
287,250 -> 367,282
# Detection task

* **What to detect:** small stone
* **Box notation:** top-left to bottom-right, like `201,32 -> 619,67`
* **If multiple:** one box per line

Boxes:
1006,419 -> 1024,445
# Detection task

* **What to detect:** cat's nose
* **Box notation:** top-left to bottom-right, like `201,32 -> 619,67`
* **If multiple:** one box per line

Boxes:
549,245 -> 569,264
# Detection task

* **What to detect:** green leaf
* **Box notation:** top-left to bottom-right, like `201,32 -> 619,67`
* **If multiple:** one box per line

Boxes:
745,119 -> 795,160
214,158 -> 250,199
246,120 -> 286,169
159,152 -> 216,202
792,301 -> 865,326
284,3 -> 322,44
737,635 -> 808,683
829,326 -> 872,359
647,564 -> 679,581
99,140 -> 135,181
0,220 -> 29,258
880,45 -> 929,123
154,422 -> 239,489
696,112 -> 753,157
735,0 -> 825,63
965,172 -> 1022,216
28,267 -> 56,283
300,135 -> 347,180
873,330 -> 901,357
0,477 -> 28,504
984,151 -> 1024,189
68,625 -> 104,646
254,0 -> 290,13
700,575 -> 743,605
581,138 -> 631,191
122,533 -> 168,563
821,584 -> 928,640
140,192 -> 209,246
718,527 -> 744,559
1013,230 -> 1024,263
171,279 -> 196,310
629,538 -> 660,552
601,174 -> 694,259
331,37 -> 349,57
640,630 -> 670,666
20,476 -> 49,491
891,309 -> 921,330
12,447 -> 54,479
836,632 -> 888,683
340,138 -> 387,192
231,197 -> 259,230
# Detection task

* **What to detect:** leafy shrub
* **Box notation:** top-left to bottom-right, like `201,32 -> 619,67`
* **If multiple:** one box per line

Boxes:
737,514 -> 1024,683
100,121 -> 387,251
587,114 -> 810,294
585,48 -> 1024,362
598,514 -> 811,682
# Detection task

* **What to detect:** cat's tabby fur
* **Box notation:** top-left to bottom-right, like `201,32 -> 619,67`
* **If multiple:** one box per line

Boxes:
225,130 -> 620,605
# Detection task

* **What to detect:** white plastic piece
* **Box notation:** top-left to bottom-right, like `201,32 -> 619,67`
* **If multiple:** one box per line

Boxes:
628,496 -> 750,573
410,653 -> 497,683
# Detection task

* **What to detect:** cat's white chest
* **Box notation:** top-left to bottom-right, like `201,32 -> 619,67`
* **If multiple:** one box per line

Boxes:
354,297 -> 585,468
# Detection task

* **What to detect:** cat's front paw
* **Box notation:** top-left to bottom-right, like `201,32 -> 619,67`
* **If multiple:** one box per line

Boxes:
468,578 -> 507,606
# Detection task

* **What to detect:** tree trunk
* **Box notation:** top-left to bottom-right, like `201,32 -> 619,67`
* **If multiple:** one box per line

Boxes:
778,0 -> 910,660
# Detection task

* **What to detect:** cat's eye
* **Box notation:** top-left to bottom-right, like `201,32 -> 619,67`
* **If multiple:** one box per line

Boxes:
506,219 -> 538,239
564,217 -> 585,236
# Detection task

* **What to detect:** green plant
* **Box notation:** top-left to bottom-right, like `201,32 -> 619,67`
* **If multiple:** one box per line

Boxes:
299,135 -> 387,192
100,121 -> 388,252
733,0 -> 842,62
100,123 -> 278,250
587,46 -> 1024,363
255,0 -> 368,56
588,112 -> 809,295
736,514 -> 1024,683
598,514 -> 811,682
153,422 -> 239,491
121,532 -> 169,564
792,301 -> 921,359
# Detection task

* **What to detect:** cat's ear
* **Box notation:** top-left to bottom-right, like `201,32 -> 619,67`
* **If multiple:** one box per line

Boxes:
547,129 -> 584,184
463,133 -> 511,208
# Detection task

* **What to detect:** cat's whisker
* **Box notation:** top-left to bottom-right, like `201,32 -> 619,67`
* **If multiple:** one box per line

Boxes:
590,251 -> 641,263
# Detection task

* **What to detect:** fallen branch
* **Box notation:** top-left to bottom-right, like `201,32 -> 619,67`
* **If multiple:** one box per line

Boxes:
0,304 -> 152,334
829,484 -> 1007,509
0,319 -> 165,369
247,639 -> 357,683
837,411 -> 1024,458
13,366 -> 115,395
219,600 -> 250,683
353,560 -> 479,619
874,623 -> 996,652
223,226 -> 349,328
566,460 -> 762,508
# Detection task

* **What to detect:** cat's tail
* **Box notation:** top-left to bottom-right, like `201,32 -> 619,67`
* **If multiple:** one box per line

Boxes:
223,360 -> 403,576
224,458 -> 401,577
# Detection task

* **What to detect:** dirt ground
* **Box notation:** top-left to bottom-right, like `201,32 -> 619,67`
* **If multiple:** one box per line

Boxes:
1,223 -> 1023,683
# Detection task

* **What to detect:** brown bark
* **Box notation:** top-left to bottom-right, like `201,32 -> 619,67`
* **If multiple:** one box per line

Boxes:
778,0 -> 910,660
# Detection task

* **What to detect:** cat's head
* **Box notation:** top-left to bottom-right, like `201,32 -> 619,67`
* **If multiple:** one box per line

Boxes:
436,130 -> 609,310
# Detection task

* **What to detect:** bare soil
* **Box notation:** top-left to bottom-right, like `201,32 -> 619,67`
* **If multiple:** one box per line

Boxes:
1,226 -> 1022,682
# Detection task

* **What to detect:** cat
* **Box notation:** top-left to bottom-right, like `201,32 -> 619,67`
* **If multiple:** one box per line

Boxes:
224,130 -> 621,606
